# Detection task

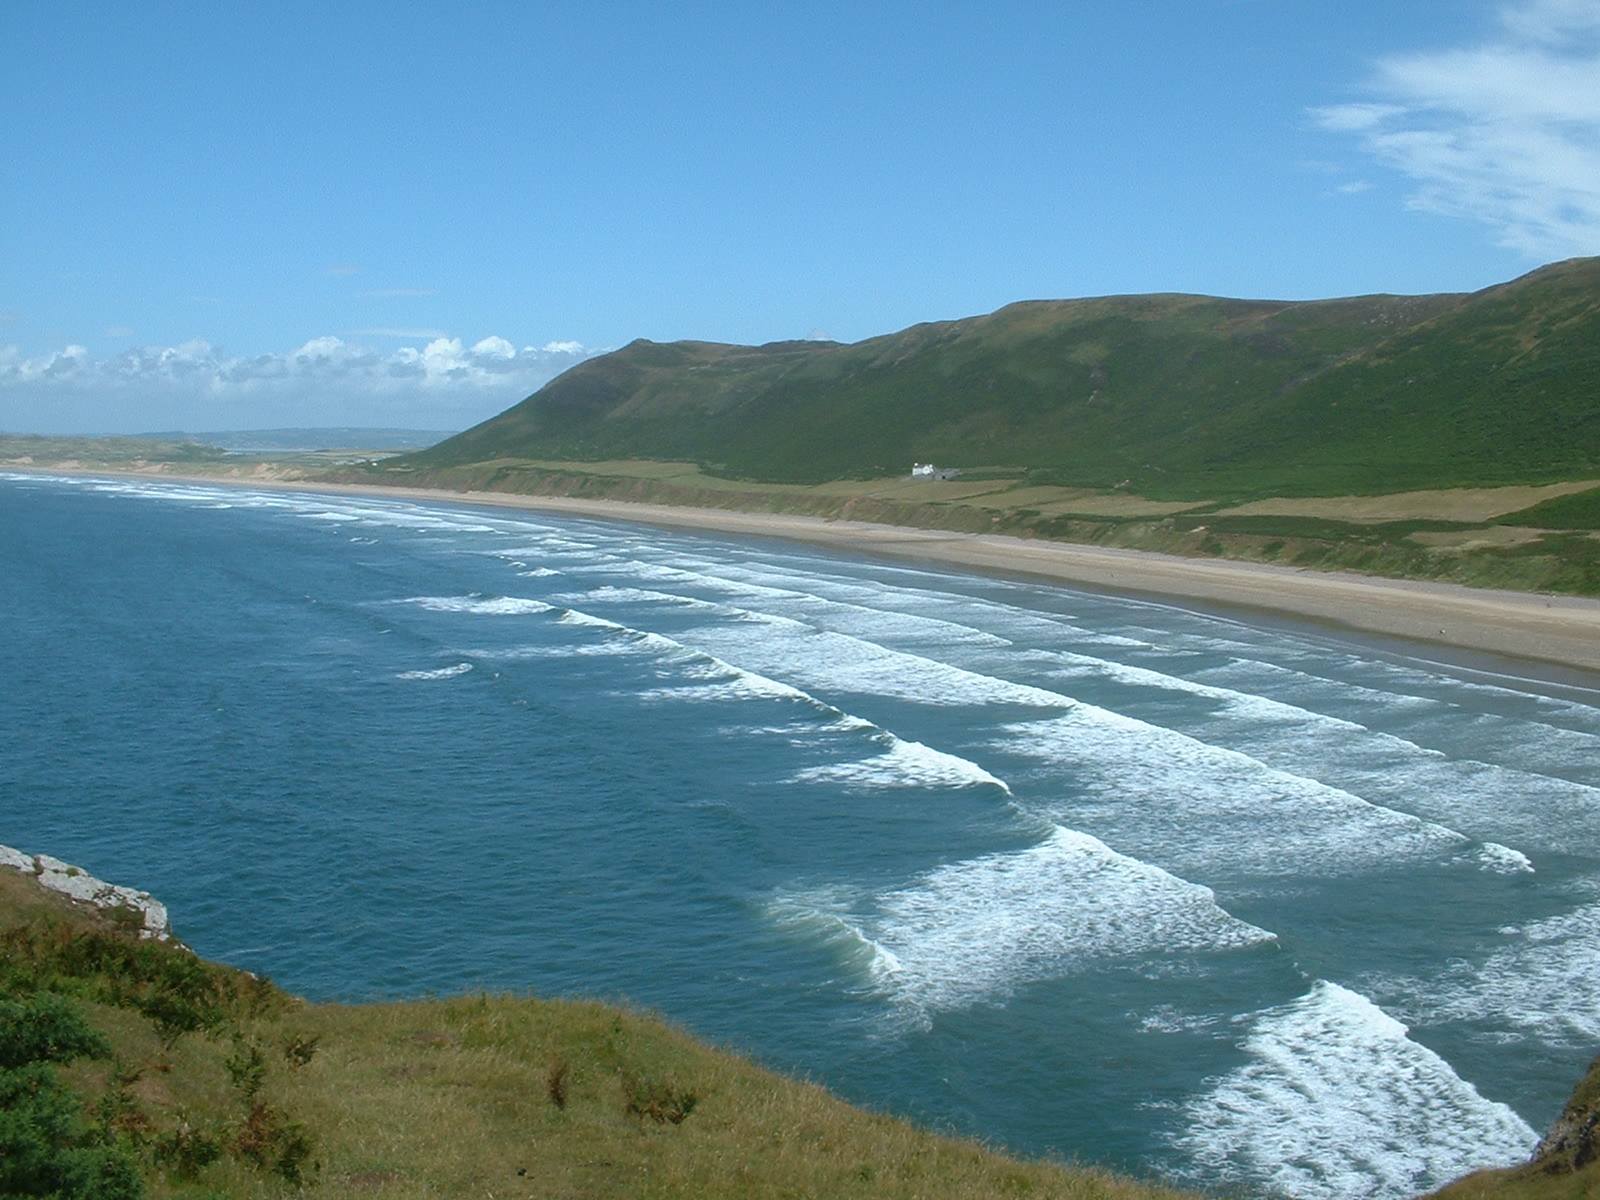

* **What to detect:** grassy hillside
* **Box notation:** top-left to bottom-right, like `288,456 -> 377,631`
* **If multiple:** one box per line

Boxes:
0,864 -> 1191,1200
408,258 -> 1600,498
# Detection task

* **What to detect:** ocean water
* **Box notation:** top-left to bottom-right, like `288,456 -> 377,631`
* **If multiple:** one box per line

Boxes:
4,472 -> 1599,1199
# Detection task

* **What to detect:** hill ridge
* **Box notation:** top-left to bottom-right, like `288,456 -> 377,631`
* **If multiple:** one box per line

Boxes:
410,257 -> 1600,498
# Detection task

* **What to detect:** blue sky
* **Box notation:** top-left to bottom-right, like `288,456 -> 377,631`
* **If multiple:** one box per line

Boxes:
3,1 -> 1598,434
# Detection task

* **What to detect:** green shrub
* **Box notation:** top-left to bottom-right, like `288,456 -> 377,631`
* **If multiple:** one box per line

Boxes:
0,919 -> 281,1046
151,1116 -> 223,1180
234,1102 -> 314,1183
0,994 -> 143,1199
223,1036 -> 267,1102
282,1033 -> 318,1068
0,994 -> 111,1069
620,1071 -> 697,1125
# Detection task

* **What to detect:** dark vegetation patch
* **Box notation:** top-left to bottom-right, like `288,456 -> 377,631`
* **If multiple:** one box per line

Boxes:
1495,487 -> 1600,530
0,885 -> 312,1198
0,919 -> 283,1046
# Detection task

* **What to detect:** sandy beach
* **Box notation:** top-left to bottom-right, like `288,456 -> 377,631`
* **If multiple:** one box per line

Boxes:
21,469 -> 1600,674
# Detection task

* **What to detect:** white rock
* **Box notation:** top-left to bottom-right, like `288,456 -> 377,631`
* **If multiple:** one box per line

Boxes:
0,844 -> 31,871
0,843 -> 174,940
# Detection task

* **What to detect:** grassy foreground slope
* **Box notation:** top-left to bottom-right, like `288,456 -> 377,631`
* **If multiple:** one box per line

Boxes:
0,865 -> 1189,1200
410,258 -> 1600,498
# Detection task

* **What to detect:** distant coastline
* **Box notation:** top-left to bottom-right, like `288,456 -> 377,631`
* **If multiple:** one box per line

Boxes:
15,465 -> 1600,675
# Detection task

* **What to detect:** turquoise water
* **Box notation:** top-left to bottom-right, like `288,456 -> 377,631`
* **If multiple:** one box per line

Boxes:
5,472 -> 1600,1199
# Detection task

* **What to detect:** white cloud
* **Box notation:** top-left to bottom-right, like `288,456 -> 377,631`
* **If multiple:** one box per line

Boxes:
1500,0 -> 1600,42
0,333 -> 601,435
1315,0 -> 1600,256
1316,103 -> 1405,134
470,335 -> 517,359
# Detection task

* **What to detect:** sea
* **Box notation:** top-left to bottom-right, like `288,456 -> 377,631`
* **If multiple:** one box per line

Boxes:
4,471 -> 1599,1199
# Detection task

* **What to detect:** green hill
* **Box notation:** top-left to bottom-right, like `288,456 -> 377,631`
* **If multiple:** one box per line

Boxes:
410,257 -> 1600,500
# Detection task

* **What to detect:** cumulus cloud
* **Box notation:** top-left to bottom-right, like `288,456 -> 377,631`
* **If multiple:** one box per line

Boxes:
0,333 -> 601,435
1314,0 -> 1600,256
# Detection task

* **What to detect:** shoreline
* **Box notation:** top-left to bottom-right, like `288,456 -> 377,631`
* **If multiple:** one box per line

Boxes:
17,466 -> 1600,674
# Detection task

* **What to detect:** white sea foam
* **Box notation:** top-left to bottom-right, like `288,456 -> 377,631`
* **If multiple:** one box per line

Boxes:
1237,726 -> 1600,859
521,555 -> 1500,883
791,734 -> 1011,794
559,560 -> 1524,879
640,659 -> 821,707
681,616 -> 1072,709
1475,843 -> 1535,874
556,608 -> 629,630
1137,1005 -> 1223,1034
595,557 -> 1099,654
1484,904 -> 1600,1044
398,595 -> 555,616
1174,657 -> 1600,855
1380,902 -> 1600,1047
551,585 -> 729,612
396,662 -> 474,680
999,709 -> 1465,877
639,560 -> 1600,845
522,602 -> 1017,793
553,568 -> 1071,710
783,826 -> 1274,1023
1196,652 -> 1600,759
1002,644 -> 1600,864
1174,982 -> 1537,1200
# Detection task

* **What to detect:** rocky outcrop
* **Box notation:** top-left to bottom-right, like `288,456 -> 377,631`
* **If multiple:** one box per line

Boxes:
0,842 -> 173,940
1532,1054 -> 1600,1173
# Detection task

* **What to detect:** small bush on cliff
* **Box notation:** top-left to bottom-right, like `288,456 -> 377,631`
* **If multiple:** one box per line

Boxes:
0,918 -> 282,1044
620,1070 -> 698,1125
0,993 -> 143,1200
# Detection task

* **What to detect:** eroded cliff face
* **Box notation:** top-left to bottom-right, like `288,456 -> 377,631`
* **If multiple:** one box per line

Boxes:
0,842 -> 173,940
1533,1055 -> 1600,1174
